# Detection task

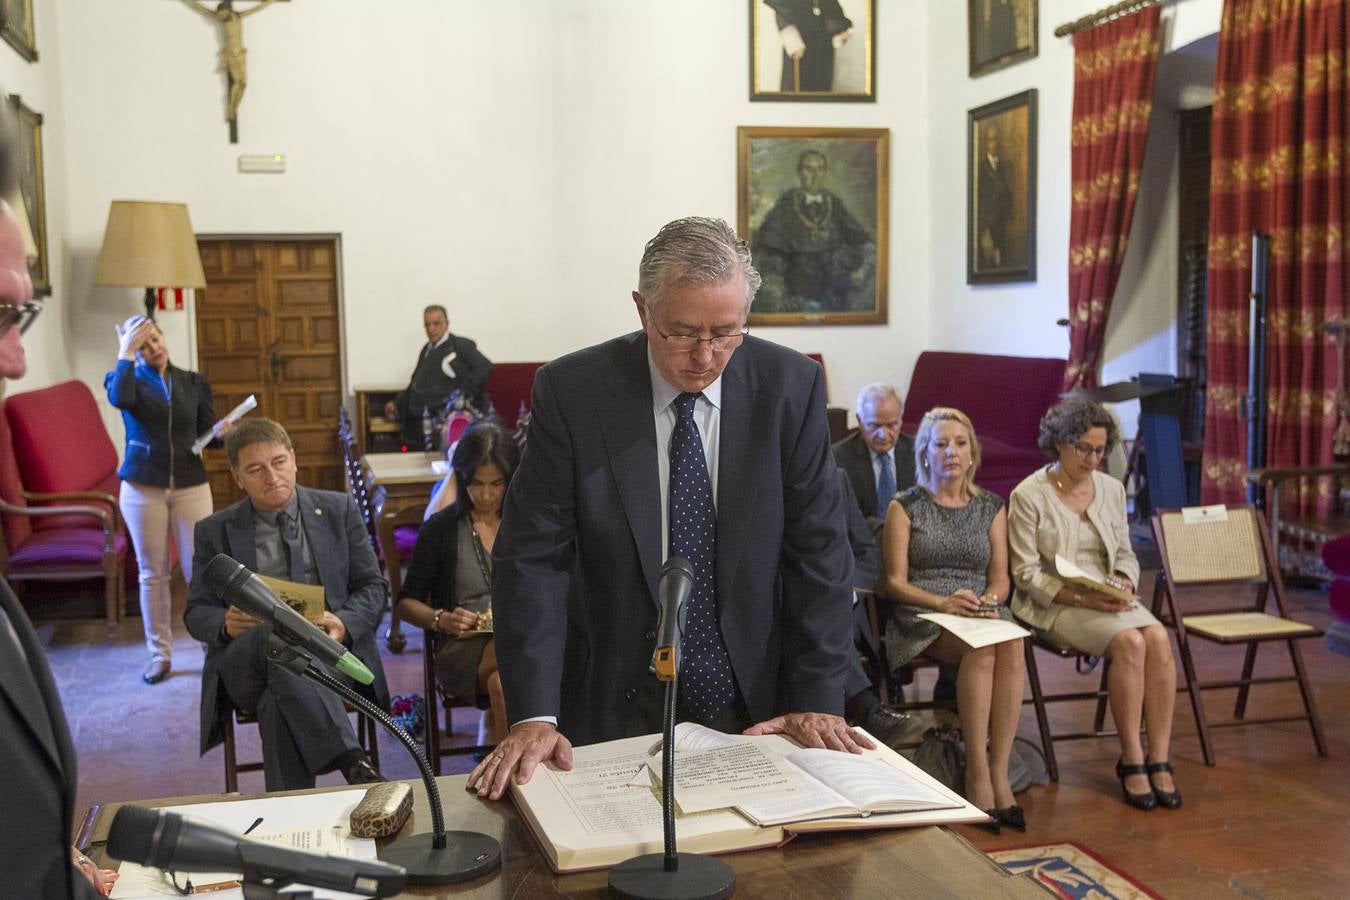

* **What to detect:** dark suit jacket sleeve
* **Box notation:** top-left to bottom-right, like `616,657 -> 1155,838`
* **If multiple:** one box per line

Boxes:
184,518 -> 229,648
839,473 -> 880,590
456,337 -> 493,392
334,495 -> 387,647
777,367 -> 854,715
491,366 -> 577,724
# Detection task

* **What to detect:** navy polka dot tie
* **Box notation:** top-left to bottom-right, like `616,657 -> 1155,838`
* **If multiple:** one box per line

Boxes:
669,392 -> 737,724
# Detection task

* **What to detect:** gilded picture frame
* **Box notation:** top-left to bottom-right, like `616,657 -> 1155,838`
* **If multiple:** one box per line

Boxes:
750,0 -> 876,102
738,126 -> 889,325
9,95 -> 48,296
967,90 -> 1037,285
0,0 -> 36,62
968,0 -> 1036,78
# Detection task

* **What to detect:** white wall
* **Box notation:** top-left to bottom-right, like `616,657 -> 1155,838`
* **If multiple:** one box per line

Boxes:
14,0 -> 1225,441
38,0 -> 930,441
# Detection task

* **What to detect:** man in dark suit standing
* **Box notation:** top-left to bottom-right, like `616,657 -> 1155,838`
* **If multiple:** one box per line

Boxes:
0,119 -> 113,892
384,305 -> 493,446
833,383 -> 916,535
470,216 -> 869,799
184,418 -> 390,791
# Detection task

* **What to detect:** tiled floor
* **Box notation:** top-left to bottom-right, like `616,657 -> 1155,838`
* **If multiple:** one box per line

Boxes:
26,573 -> 1350,899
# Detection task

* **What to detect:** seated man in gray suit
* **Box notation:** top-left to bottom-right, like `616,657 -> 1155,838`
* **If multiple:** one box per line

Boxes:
833,383 -> 916,536
185,418 -> 389,791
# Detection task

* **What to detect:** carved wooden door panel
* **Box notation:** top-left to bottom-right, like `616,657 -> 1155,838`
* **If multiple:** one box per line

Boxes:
195,237 -> 344,509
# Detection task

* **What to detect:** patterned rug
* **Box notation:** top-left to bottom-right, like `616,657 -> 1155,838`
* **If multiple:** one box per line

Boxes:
987,842 -> 1161,899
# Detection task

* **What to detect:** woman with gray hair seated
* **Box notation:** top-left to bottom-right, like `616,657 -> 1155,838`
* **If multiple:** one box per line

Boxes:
882,407 -> 1025,833
1008,398 -> 1181,811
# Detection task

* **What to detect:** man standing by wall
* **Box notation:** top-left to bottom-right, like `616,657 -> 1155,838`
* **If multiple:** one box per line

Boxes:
384,305 -> 493,446
469,216 -> 870,799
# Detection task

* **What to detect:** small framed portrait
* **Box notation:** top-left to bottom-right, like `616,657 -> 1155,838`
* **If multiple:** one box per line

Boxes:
968,90 -> 1037,285
0,0 -> 36,62
968,0 -> 1036,77
8,95 -> 48,296
738,126 -> 889,325
750,0 -> 875,102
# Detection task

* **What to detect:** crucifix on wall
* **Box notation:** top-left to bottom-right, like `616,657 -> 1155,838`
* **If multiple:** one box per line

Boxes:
182,0 -> 282,143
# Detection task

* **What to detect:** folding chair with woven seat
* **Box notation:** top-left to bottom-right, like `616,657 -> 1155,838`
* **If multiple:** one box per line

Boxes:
1150,504 -> 1327,765
422,629 -> 495,775
221,704 -> 382,793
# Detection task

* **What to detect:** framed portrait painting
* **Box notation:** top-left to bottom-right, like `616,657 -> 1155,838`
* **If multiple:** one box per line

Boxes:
968,0 -> 1035,77
967,90 -> 1036,285
0,0 -> 36,62
9,95 -> 48,296
738,126 -> 888,325
750,0 -> 875,101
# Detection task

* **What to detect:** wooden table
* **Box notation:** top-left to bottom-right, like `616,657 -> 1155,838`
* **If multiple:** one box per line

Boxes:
362,451 -> 444,653
85,774 -> 1051,898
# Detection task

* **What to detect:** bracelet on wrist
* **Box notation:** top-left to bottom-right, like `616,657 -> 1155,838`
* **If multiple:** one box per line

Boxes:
432,609 -> 445,632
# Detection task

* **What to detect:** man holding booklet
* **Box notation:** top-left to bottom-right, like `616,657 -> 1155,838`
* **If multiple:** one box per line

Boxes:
471,217 -> 870,800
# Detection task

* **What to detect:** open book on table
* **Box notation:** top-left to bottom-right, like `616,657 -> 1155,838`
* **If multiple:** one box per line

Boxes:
509,722 -> 986,873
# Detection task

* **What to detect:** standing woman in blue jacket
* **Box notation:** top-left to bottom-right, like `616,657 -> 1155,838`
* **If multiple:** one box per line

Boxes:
105,315 -> 224,684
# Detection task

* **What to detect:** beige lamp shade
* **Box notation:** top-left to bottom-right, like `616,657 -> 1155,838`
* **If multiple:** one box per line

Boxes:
2,189 -> 37,260
93,200 -> 206,289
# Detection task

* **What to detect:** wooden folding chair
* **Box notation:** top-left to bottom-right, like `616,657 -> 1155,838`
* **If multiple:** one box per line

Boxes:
1150,504 -> 1328,765
422,629 -> 495,775
1017,629 -> 1113,782
221,704 -> 381,793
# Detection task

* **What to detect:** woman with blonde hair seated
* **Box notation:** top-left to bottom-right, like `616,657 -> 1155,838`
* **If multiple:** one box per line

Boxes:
1008,398 -> 1180,811
882,407 -> 1026,832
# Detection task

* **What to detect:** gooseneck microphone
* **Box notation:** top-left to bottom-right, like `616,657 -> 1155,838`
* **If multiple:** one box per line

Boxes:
203,553 -> 374,685
651,557 -> 694,681
107,805 -> 406,896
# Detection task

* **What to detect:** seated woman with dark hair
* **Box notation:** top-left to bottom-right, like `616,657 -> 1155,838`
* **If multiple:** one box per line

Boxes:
1009,398 -> 1181,811
395,420 -> 520,745
882,407 -> 1025,833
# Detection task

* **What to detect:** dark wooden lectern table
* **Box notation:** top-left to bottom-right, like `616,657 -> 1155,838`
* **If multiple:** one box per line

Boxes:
86,773 -> 1050,898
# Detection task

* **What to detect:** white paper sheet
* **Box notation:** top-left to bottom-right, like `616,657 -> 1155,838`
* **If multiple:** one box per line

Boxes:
916,612 -> 1030,648
109,789 -> 376,900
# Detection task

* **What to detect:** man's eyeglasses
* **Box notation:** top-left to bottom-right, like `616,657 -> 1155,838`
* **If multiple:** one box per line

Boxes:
1070,441 -> 1108,459
0,301 -> 41,337
651,324 -> 748,353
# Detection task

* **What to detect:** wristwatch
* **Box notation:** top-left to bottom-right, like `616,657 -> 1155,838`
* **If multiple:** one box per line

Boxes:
1071,592 -> 1084,608
432,609 -> 446,633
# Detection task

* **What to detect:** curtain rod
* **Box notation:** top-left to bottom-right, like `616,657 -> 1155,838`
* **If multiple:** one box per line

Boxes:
1054,0 -> 1164,38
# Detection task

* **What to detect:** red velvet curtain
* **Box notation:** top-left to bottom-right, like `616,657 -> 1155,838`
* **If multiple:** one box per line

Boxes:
1201,0 -> 1348,503
1064,7 -> 1163,391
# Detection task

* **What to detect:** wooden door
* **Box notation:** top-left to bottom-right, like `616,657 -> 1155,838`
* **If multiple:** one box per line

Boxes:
195,237 -> 345,508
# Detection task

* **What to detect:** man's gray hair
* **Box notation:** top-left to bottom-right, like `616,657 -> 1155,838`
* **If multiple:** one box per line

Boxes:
637,216 -> 762,312
856,383 -> 901,417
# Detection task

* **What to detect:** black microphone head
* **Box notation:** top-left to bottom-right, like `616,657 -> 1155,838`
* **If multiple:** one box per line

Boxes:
203,553 -> 248,599
108,805 -> 176,867
661,556 -> 694,583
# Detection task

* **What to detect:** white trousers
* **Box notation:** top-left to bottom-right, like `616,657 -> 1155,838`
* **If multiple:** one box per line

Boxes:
119,480 -> 214,663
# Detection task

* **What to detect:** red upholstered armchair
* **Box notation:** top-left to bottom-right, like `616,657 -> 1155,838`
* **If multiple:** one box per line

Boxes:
901,352 -> 1068,500
0,380 -> 129,633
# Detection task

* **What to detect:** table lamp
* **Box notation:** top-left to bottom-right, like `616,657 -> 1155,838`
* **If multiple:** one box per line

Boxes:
93,200 -> 206,320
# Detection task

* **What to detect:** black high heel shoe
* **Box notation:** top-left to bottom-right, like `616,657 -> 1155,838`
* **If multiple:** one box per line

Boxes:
1146,761 -> 1182,809
1115,760 -> 1157,811
977,810 -> 1001,835
995,805 -> 1027,832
